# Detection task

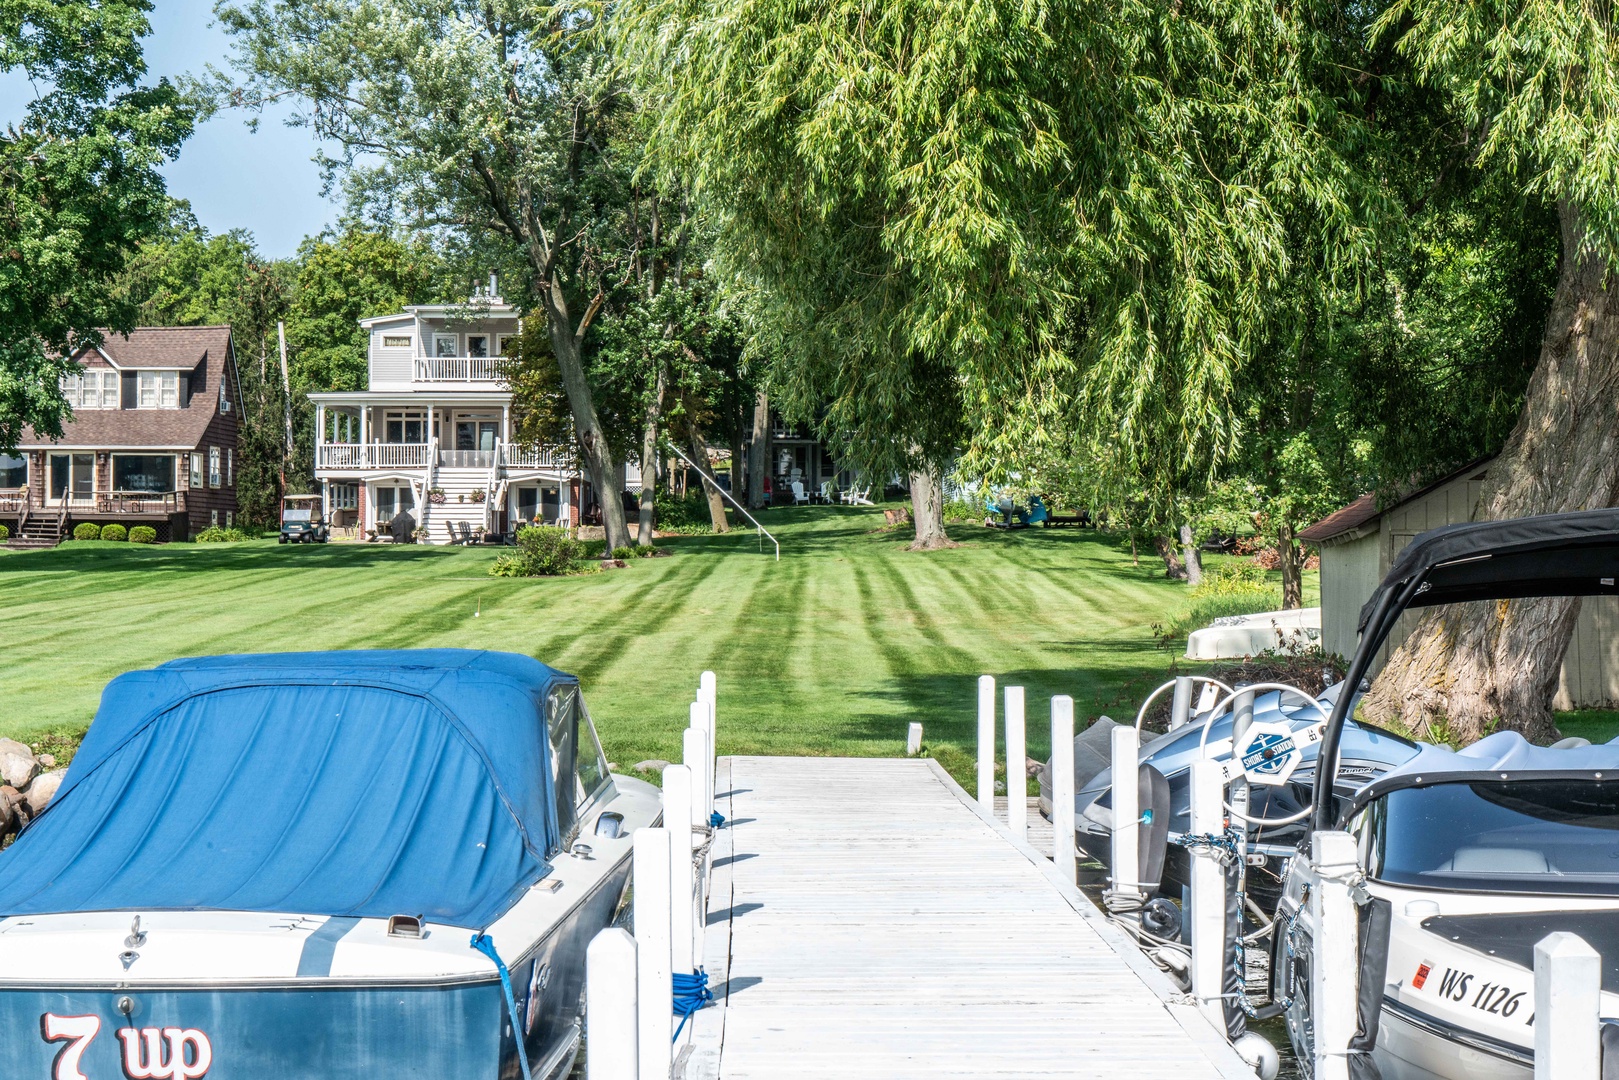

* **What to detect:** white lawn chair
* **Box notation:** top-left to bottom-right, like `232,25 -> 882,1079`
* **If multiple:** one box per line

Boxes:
844,484 -> 873,506
818,481 -> 834,503
791,480 -> 810,505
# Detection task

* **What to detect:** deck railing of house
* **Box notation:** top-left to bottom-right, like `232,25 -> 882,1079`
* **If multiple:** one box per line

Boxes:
95,491 -> 187,514
318,443 -> 432,469
500,445 -> 572,469
414,356 -> 502,382
0,488 -> 26,514
439,449 -> 497,469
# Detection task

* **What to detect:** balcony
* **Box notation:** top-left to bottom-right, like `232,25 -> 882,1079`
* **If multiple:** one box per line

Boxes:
501,445 -> 572,469
414,356 -> 502,382
318,443 -> 432,469
94,491 -> 187,515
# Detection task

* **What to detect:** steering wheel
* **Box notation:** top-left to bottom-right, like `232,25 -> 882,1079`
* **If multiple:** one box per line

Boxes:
1131,676 -> 1236,733
1194,682 -> 1330,828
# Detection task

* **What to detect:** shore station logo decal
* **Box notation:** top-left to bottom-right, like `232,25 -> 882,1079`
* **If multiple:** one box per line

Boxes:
40,1014 -> 212,1080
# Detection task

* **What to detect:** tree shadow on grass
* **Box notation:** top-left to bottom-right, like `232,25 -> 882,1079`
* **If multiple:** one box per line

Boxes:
0,540 -> 478,575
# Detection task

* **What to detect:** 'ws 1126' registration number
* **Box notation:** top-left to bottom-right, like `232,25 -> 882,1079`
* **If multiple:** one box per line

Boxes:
1412,962 -> 1531,1024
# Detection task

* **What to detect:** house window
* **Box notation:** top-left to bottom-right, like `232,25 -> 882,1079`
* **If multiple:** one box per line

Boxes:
226,448 -> 234,486
112,455 -> 174,493
375,484 -> 416,521
466,334 -> 489,358
226,511 -> 234,529
190,453 -> 203,489
208,447 -> 221,488
211,509 -> 219,527
0,453 -> 25,489
330,483 -> 358,510
49,453 -> 94,503
138,371 -> 178,408
62,370 -> 117,409
383,334 -> 412,348
384,410 -> 428,443
219,381 -> 231,414
496,334 -> 516,357
433,333 -> 458,358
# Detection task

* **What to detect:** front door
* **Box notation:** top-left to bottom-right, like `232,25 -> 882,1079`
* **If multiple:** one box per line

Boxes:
48,453 -> 94,506
455,421 -> 498,452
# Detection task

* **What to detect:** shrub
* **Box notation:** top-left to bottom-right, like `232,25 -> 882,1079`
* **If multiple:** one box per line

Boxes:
653,488 -> 715,533
1197,561 -> 1269,594
1156,561 -> 1279,641
195,526 -> 251,543
99,523 -> 127,542
73,523 -> 100,541
611,545 -> 637,560
128,526 -> 157,544
489,525 -> 583,577
634,544 -> 666,558
942,500 -> 982,524
0,524 -> 8,541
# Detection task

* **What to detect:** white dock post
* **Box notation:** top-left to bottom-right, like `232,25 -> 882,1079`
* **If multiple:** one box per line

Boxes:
1310,830 -> 1360,1080
1535,931 -> 1602,1080
688,701 -> 713,824
632,828 -> 673,1079
682,726 -> 708,847
1005,686 -> 1026,839
1188,759 -> 1226,1033
587,928 -> 638,1080
1050,696 -> 1076,883
977,675 -> 996,810
906,722 -> 924,756
1109,724 -> 1141,901
663,766 -> 696,976
699,670 -> 718,785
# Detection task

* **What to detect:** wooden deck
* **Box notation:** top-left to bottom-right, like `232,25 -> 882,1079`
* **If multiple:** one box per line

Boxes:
682,756 -> 1253,1079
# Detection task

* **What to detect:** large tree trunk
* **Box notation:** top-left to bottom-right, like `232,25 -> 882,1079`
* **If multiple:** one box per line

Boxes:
747,391 -> 769,508
1154,536 -> 1188,580
1278,519 -> 1301,609
684,408 -> 729,533
637,362 -> 669,546
1179,523 -> 1203,587
1363,202 -> 1619,743
907,464 -> 958,551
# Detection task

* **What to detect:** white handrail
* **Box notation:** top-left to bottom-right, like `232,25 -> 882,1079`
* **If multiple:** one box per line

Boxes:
664,443 -> 780,560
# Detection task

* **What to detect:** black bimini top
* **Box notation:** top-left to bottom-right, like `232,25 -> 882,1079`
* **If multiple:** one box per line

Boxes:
1357,508 -> 1619,634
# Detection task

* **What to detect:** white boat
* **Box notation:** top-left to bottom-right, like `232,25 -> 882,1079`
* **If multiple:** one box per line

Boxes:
1273,509 -> 1619,1079
0,649 -> 660,1080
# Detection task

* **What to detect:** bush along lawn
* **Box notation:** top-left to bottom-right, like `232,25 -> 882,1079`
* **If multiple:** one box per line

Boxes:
0,506 -> 1296,788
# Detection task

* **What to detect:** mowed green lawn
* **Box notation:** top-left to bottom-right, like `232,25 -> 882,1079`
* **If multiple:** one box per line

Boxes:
0,507 -> 1256,784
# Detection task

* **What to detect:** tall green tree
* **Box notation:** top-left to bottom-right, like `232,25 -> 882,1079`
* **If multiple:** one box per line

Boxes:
1361,0 -> 1619,742
0,0 -> 192,448
214,0 -> 641,549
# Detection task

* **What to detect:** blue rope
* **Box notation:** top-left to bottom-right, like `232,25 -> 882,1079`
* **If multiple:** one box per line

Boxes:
709,811 -> 726,828
672,968 -> 714,1041
471,932 -> 534,1080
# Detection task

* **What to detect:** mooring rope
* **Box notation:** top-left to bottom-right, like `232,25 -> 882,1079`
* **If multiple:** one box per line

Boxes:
672,968 -> 715,1041
470,932 -> 534,1080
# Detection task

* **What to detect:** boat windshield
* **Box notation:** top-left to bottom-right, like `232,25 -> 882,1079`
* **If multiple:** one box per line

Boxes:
1365,779 -> 1619,896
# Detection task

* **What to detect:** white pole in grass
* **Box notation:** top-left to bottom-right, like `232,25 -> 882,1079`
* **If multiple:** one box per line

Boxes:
1005,686 -> 1026,839
1189,760 -> 1227,1035
663,766 -> 695,976
1109,725 -> 1140,901
688,701 -> 713,824
1310,829 -> 1360,1080
1050,696 -> 1076,883
1535,932 -> 1602,1080
976,676 -> 996,811
586,928 -> 638,1080
906,722 -> 924,757
632,829 -> 672,1080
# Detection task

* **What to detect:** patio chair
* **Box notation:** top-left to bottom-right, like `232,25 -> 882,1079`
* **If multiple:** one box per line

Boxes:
456,521 -> 475,544
791,480 -> 810,506
845,485 -> 873,506
818,480 -> 834,504
444,521 -> 462,545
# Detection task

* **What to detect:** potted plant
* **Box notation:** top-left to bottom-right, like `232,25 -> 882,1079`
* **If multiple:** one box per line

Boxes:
427,487 -> 446,504
470,489 -> 486,503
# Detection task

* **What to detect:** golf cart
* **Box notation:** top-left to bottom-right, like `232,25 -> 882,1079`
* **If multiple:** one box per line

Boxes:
279,494 -> 329,544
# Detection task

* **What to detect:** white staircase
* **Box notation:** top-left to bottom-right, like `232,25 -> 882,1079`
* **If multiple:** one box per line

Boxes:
423,467 -> 493,543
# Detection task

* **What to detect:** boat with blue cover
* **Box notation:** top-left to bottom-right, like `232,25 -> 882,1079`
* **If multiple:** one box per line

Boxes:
0,649 -> 659,1080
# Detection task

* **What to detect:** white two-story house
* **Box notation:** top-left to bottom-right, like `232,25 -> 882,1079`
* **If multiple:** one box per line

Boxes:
310,288 -> 600,543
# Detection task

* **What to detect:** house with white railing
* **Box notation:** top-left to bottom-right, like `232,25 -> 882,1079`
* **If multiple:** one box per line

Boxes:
310,284 -> 606,543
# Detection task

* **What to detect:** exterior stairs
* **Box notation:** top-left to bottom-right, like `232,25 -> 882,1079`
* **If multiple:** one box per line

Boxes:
422,467 -> 495,544
6,509 -> 66,550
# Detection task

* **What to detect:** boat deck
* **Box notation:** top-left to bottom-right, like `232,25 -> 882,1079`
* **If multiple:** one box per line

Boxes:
682,756 -> 1253,1079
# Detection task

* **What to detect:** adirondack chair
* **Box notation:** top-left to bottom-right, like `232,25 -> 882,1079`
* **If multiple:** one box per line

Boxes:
843,485 -> 873,506
790,480 -> 810,506
818,480 -> 834,503
444,521 -> 463,545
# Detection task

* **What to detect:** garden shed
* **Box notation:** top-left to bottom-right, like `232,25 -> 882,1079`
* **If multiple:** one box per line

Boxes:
1301,457 -> 1619,710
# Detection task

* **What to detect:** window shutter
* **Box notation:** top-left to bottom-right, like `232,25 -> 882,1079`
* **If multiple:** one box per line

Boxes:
121,373 -> 136,409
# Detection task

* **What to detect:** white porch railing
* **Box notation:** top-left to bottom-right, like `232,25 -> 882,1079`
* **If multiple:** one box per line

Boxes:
500,444 -> 572,469
318,443 -> 431,469
414,356 -> 502,382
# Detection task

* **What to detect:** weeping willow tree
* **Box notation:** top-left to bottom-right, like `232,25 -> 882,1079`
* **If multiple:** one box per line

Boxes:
615,0 -> 1390,547
1360,0 -> 1619,742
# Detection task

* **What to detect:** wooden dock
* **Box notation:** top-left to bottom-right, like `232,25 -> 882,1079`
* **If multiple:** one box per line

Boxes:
681,756 -> 1254,1079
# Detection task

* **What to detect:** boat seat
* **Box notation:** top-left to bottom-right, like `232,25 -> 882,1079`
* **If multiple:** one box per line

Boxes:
1438,846 -> 1556,875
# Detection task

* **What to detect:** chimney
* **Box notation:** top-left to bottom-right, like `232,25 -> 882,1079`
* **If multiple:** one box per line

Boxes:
488,272 -> 499,302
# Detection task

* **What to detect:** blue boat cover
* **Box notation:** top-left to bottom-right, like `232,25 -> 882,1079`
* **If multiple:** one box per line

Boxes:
0,650 -> 567,929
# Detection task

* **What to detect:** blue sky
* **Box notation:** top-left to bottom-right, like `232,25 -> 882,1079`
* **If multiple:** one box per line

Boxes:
5,0 -> 338,258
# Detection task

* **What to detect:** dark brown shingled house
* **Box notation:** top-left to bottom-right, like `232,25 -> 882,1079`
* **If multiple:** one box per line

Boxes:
0,327 -> 241,545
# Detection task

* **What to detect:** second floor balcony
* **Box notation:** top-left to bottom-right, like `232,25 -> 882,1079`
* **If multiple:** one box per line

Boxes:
414,355 -> 503,383
317,441 -> 573,472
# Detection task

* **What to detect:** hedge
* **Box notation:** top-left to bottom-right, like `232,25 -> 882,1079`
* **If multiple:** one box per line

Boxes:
72,523 -> 100,541
99,523 -> 127,542
128,526 -> 157,544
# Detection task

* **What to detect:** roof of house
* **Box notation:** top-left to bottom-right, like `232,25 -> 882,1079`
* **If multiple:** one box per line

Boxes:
17,326 -> 234,450
1299,455 -> 1495,543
